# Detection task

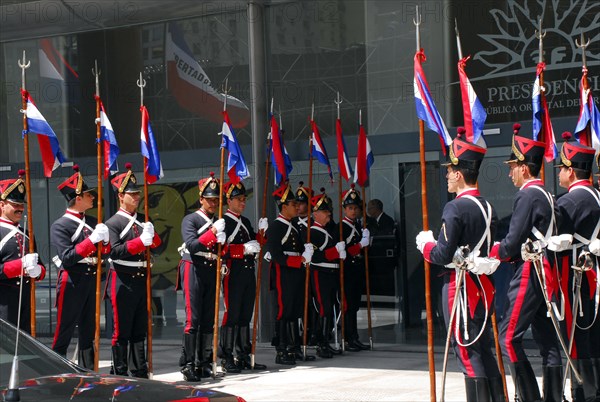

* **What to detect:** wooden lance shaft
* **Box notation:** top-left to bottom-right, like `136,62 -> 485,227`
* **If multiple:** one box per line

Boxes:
302,136 -> 314,356
360,186 -> 373,347
212,147 -> 226,377
143,158 -> 154,378
93,93 -> 103,371
338,173 -> 346,351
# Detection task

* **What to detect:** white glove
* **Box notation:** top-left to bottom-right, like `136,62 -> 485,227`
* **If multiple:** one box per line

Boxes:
302,243 -> 314,264
588,239 -> 600,256
335,241 -> 346,253
216,231 -> 226,244
212,218 -> 225,233
244,240 -> 261,255
140,230 -> 153,246
547,234 -> 573,252
416,230 -> 435,253
338,249 -> 347,260
258,217 -> 269,232
25,264 -> 42,278
22,253 -> 39,268
359,228 -> 370,248
89,224 -> 109,244
468,257 -> 501,276
143,222 -> 155,237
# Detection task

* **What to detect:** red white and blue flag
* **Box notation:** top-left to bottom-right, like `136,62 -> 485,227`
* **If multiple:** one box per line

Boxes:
458,56 -> 487,146
335,118 -> 353,182
165,22 -> 249,128
532,62 -> 558,161
221,110 -> 249,183
354,123 -> 374,187
22,90 -> 66,177
270,114 -> 293,185
97,97 -> 120,179
574,68 -> 600,151
38,38 -> 80,106
140,106 -> 163,184
414,50 -> 451,153
310,119 -> 333,180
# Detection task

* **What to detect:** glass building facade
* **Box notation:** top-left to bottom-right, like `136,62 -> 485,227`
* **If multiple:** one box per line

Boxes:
1,0 -> 598,346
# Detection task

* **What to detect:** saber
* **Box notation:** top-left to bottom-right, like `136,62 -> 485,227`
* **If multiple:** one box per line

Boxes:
524,240 -> 583,385
440,246 -> 470,402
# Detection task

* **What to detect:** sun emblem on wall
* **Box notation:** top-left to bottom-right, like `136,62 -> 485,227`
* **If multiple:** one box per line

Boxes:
474,0 -> 599,79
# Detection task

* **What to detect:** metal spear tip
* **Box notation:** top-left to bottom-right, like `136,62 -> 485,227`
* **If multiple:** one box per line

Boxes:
413,5 -> 421,26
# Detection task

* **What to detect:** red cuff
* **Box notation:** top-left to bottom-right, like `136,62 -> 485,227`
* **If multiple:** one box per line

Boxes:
256,232 -> 267,246
75,238 -> 97,258
199,230 -> 217,248
324,247 -> 340,261
35,264 -> 46,281
423,242 -> 436,263
347,243 -> 362,257
229,244 -> 245,259
3,259 -> 22,278
126,237 -> 146,255
101,242 -> 111,255
150,233 -> 162,249
286,255 -> 304,268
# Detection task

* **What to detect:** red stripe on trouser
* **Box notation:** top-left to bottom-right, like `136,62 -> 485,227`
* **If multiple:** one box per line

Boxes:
109,271 -> 120,346
561,255 -> 577,358
313,270 -> 324,317
448,271 -> 475,377
222,272 -> 230,326
505,262 -> 531,362
183,262 -> 193,333
276,265 -> 283,320
51,271 -> 68,349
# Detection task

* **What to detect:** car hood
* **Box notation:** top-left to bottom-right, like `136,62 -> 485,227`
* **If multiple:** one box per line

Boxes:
2,373 -> 242,402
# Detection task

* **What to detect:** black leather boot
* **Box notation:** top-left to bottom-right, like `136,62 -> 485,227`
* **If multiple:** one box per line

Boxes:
78,347 -> 95,370
316,317 -> 333,359
542,365 -> 562,402
235,326 -> 267,370
571,359 -> 597,402
111,343 -> 128,376
488,376 -> 507,402
129,341 -> 148,378
180,333 -> 201,382
350,311 -> 370,351
592,358 -> 600,400
509,361 -> 542,402
288,320 -> 315,361
220,326 -> 241,374
465,377 -> 491,402
275,320 -> 295,365
197,332 -> 215,378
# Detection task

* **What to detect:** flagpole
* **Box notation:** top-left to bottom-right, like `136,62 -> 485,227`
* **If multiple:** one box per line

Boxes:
18,50 -> 37,337
138,72 -> 154,378
250,97 -> 274,369
358,110 -> 373,350
92,60 -> 103,371
414,10 -> 436,401
211,80 -> 228,378
576,32 -> 592,148
302,103 -> 315,359
535,17 -> 547,183
335,92 -> 346,352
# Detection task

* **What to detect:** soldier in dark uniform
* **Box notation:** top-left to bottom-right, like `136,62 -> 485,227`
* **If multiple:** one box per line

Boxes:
490,124 -> 562,402
417,131 -> 502,401
177,172 -> 225,381
219,180 -> 267,372
548,132 -> 599,401
0,170 -> 46,332
340,184 -> 371,352
105,163 -> 162,378
266,182 -> 314,365
50,165 -> 110,369
308,189 -> 345,358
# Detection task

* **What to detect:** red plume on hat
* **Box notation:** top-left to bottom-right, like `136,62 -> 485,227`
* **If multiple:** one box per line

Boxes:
562,131 -> 572,141
456,127 -> 466,138
513,123 -> 521,135
18,169 -> 25,178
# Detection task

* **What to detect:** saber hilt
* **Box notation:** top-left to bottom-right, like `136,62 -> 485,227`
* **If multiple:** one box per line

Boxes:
452,245 -> 470,270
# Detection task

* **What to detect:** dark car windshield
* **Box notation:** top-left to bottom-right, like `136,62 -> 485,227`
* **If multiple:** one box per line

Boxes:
0,319 -> 81,386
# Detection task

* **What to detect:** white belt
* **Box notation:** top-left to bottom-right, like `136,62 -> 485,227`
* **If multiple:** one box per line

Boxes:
53,256 -> 99,268
194,251 -> 218,260
111,259 -> 147,268
283,251 -> 301,256
312,262 -> 339,269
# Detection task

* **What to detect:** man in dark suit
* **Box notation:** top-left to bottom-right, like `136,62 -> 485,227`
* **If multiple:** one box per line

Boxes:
366,199 -> 395,236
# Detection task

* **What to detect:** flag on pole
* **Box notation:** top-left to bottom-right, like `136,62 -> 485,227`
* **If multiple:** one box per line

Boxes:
140,105 -> 163,184
22,90 -> 66,177
458,56 -> 487,146
97,97 -> 120,179
532,62 -> 558,161
354,123 -> 374,187
335,118 -> 353,182
574,68 -> 600,151
220,110 -> 249,183
414,50 -> 451,154
310,119 -> 333,180
270,114 -> 293,185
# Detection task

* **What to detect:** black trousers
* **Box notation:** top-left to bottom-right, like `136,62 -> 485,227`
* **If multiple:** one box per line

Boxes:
222,264 -> 256,327
311,268 -> 339,321
179,260 -> 216,334
343,261 -> 364,314
0,281 -> 31,332
106,269 -> 148,346
273,264 -> 304,321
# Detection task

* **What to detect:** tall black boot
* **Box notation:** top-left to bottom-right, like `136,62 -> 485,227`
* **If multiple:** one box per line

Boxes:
542,365 -> 562,402
275,320 -> 295,365
78,347 -> 95,370
350,312 -> 370,350
592,358 -> 600,400
571,359 -> 597,402
235,325 -> 267,370
111,343 -> 128,376
180,333 -> 201,382
197,332 -> 215,378
488,376 -> 507,402
509,361 -> 542,402
220,326 -> 241,374
465,377 -> 491,402
289,320 -> 315,361
344,314 -> 361,352
316,316 -> 333,359
129,341 -> 148,378
308,305 -> 321,347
